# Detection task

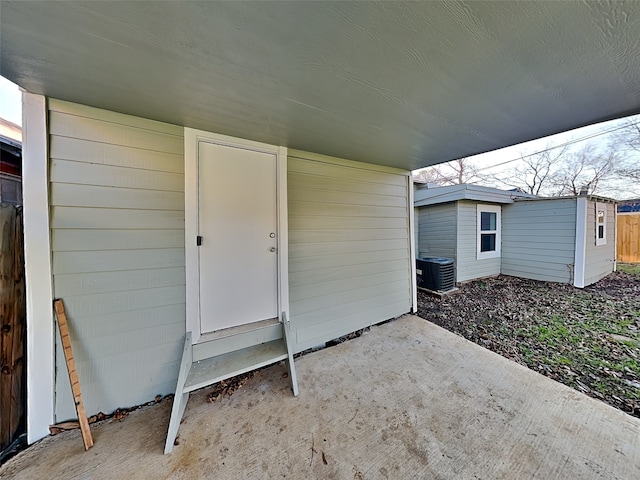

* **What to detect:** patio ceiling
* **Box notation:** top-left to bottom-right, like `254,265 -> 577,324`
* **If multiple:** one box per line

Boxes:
2,1 -> 640,170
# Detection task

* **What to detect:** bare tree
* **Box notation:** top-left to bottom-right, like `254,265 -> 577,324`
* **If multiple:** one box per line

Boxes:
611,118 -> 640,184
414,157 -> 485,186
553,144 -> 616,196
491,142 -> 622,197
492,144 -> 567,195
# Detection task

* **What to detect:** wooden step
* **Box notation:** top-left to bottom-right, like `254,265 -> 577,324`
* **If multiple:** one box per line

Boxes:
164,315 -> 298,454
193,318 -> 282,362
184,339 -> 288,393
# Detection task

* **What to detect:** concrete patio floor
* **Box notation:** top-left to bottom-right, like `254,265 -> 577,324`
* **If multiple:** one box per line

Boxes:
1,315 -> 639,479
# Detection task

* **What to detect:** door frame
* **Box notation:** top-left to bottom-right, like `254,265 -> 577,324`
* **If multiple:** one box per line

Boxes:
184,128 -> 288,344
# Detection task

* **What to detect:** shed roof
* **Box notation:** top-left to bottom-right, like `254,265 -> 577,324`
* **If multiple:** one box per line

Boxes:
2,2 -> 640,170
414,184 -> 535,207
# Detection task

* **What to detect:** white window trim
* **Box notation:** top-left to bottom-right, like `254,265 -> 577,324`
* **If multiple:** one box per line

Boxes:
476,204 -> 501,260
595,201 -> 607,246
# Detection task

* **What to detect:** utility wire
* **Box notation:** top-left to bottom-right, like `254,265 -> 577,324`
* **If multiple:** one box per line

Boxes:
475,119 -> 640,173
416,118 -> 640,184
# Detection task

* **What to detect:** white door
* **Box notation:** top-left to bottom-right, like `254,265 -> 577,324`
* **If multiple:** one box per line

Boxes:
198,141 -> 278,334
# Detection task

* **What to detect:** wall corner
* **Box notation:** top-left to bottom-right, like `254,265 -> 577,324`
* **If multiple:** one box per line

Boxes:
22,92 -> 55,443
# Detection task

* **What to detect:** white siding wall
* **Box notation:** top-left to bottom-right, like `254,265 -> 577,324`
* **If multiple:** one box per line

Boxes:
584,201 -> 616,286
48,100 -> 185,421
501,198 -> 576,283
288,151 -> 412,352
456,201 -> 501,282
416,202 -> 457,260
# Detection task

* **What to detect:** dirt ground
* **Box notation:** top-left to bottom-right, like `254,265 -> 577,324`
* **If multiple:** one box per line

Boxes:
417,271 -> 640,418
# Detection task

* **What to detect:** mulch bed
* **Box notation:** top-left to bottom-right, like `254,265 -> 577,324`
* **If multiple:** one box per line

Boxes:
416,272 -> 640,418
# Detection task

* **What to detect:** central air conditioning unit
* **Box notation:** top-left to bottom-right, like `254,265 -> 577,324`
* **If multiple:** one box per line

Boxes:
416,257 -> 455,292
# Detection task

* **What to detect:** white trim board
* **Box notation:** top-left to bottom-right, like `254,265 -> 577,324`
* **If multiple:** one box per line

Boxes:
573,197 -> 588,288
184,128 -> 288,344
22,92 -> 55,443
408,174 -> 417,313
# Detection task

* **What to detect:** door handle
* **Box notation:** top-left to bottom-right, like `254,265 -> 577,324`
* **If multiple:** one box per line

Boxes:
269,247 -> 277,252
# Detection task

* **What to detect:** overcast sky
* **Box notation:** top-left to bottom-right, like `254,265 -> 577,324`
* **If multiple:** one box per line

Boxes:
0,76 -> 21,125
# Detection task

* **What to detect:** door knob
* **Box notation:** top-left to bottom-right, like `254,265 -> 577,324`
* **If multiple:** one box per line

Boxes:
269,233 -> 276,238
269,247 -> 277,252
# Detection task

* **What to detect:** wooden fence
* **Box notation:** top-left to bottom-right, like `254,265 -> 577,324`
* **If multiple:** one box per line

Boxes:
0,205 -> 25,453
617,213 -> 640,263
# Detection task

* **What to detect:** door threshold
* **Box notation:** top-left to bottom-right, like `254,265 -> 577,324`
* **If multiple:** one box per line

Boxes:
199,317 -> 280,343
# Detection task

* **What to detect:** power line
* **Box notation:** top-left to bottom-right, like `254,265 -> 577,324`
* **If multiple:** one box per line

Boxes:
416,118 -> 640,184
475,119 -> 640,173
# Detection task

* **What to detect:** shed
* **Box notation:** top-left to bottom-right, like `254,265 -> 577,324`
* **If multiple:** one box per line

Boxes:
2,2 -> 640,449
414,185 -> 617,287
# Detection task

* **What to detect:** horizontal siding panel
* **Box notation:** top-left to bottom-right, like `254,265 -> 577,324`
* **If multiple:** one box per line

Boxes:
291,279 -> 409,317
290,240 -> 408,257
51,206 -> 184,230
60,285 -> 185,318
290,249 -> 408,272
291,270 -> 409,302
294,294 -> 410,344
52,248 -> 185,274
288,172 -> 407,197
53,267 -> 185,296
502,263 -> 572,282
502,216 -> 577,226
51,159 -> 184,192
50,183 -> 184,210
500,246 -> 575,259
289,200 -> 406,219
294,299 -> 410,353
62,304 -> 186,339
56,341 -> 181,421
501,199 -> 578,285
289,228 -> 408,243
52,229 -> 184,251
50,135 -> 183,173
289,186 -> 407,208
288,156 -> 406,186
501,258 -> 574,273
502,233 -> 576,242
68,322 -> 185,362
49,110 -> 183,154
50,100 -> 186,422
457,258 -> 500,279
288,153 -> 410,351
49,99 -> 182,135
290,261 -> 406,287
289,215 -> 407,230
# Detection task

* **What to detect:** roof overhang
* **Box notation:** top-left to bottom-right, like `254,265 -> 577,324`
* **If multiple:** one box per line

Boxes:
2,1 -> 640,170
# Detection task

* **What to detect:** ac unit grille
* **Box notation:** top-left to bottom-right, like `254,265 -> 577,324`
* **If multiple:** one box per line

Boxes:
416,257 -> 455,292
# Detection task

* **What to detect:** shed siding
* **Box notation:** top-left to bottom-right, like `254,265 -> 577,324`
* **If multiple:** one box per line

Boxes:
416,203 -> 457,261
501,198 -> 576,283
456,201 -> 501,282
584,201 -> 616,286
48,100 -> 185,421
288,152 -> 411,352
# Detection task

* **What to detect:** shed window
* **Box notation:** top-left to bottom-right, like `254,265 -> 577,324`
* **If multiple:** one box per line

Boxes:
595,202 -> 606,246
477,205 -> 501,259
